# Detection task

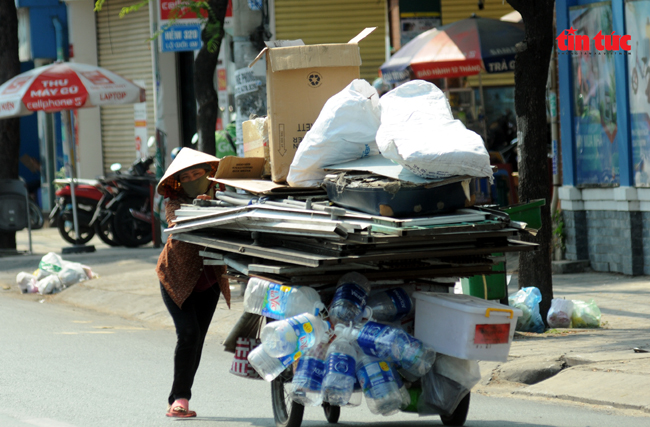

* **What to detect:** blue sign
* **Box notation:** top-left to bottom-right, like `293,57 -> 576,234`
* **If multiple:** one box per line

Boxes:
160,24 -> 201,52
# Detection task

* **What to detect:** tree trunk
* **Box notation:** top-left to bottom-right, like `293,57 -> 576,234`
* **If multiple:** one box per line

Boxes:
0,0 -> 21,250
507,0 -> 555,324
194,0 -> 229,155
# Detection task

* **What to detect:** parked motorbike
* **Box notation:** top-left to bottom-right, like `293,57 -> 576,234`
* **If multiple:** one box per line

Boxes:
50,178 -> 120,246
106,156 -> 157,247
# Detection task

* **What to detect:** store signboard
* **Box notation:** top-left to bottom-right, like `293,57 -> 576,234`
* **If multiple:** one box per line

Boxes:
569,3 -> 619,186
160,24 -> 201,52
399,0 -> 441,46
625,0 -> 650,186
158,0 -> 232,52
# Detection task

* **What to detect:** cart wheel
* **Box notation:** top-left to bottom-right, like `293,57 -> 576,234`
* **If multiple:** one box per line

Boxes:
440,392 -> 470,427
271,367 -> 304,427
322,402 -> 340,424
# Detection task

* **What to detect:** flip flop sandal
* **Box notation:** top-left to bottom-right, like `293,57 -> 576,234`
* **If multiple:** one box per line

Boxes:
166,406 -> 197,418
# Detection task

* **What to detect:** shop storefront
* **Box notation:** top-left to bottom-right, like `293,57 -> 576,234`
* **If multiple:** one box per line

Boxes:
557,0 -> 650,274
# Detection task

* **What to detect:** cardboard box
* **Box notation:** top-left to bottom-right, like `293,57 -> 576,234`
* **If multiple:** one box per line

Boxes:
251,28 -> 375,183
211,156 -> 283,194
242,117 -> 271,177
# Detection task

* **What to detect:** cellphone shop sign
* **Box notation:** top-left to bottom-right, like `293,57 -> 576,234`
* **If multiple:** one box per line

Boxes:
556,27 -> 631,52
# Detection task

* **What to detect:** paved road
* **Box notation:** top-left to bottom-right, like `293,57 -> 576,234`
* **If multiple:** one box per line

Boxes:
1,293 -> 648,427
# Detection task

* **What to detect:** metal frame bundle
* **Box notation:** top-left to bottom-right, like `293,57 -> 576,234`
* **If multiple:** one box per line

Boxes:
168,193 -> 536,286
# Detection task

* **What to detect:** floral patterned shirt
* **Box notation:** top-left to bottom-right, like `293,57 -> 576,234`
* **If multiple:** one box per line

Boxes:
155,197 -> 230,309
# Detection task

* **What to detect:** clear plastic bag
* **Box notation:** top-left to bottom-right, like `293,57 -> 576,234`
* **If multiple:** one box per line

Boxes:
37,275 -> 64,295
508,287 -> 545,333
418,354 -> 480,416
571,299 -> 601,328
547,298 -> 574,328
58,262 -> 91,286
16,272 -> 38,293
38,252 -> 65,275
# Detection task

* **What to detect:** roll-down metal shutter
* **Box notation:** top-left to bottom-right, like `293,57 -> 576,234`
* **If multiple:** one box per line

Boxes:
274,0 -> 387,83
442,0 -> 516,87
441,0 -> 515,25
96,0 -> 155,172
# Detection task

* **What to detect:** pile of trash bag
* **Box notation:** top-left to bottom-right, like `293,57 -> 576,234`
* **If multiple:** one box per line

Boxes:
547,298 -> 601,328
241,272 -> 479,417
287,79 -> 492,187
16,252 -> 97,295
508,288 -> 602,330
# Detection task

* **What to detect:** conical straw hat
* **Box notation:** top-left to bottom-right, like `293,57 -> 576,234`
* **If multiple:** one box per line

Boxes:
157,147 -> 220,196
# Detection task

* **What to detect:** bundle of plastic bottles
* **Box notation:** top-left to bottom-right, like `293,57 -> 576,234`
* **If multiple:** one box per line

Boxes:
244,272 -> 438,416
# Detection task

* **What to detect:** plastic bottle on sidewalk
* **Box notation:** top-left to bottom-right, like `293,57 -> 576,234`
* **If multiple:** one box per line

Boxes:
321,324 -> 359,406
244,278 -> 324,319
261,313 -> 330,358
366,287 -> 413,323
247,345 -> 298,382
329,272 -> 372,326
356,354 -> 402,416
290,342 -> 329,406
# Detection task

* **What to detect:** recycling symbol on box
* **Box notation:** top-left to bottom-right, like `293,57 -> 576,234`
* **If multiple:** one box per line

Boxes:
307,72 -> 322,88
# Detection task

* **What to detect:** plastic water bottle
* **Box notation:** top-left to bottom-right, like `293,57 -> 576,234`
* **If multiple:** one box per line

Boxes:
356,354 -> 402,416
244,278 -> 324,319
321,325 -> 358,406
390,364 -> 411,410
394,333 -> 436,381
356,321 -> 436,380
247,345 -> 298,382
346,377 -> 363,407
329,272 -> 371,326
355,321 -> 403,361
366,287 -> 413,323
261,313 -> 330,358
290,342 -> 328,406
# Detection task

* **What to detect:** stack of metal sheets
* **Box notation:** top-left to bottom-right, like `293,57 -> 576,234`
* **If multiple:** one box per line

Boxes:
168,192 -> 536,286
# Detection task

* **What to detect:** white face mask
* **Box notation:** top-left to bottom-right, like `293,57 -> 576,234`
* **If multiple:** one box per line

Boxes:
180,174 -> 210,198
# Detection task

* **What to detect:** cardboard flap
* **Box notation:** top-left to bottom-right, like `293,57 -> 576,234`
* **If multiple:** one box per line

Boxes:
348,27 -> 376,44
213,156 -> 266,179
250,40 -> 305,67
264,40 -> 305,48
268,44 -> 361,72
252,28 -> 374,72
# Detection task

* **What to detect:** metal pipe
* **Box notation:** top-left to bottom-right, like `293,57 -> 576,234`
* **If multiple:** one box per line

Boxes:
215,194 -> 255,206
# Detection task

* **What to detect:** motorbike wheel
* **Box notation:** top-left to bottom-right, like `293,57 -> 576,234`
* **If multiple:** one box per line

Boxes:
271,367 -> 304,427
28,200 -> 44,230
57,210 -> 95,245
440,392 -> 470,427
94,217 -> 121,247
112,197 -> 152,247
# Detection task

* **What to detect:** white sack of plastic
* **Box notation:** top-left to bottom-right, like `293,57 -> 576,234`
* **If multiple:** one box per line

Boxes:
287,79 -> 381,187
376,80 -> 493,180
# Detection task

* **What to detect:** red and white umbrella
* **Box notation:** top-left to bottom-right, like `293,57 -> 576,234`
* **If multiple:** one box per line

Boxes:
0,62 -> 145,118
0,62 -> 146,251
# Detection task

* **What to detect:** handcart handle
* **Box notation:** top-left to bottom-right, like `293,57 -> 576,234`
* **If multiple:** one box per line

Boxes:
485,308 -> 514,319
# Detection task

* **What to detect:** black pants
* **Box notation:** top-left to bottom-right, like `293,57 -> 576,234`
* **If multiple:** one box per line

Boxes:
161,282 -> 220,405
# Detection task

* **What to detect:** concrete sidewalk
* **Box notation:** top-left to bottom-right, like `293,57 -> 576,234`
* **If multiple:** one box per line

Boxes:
1,227 -> 649,415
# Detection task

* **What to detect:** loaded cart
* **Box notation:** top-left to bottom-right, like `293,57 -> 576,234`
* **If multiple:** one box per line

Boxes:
167,189 -> 539,427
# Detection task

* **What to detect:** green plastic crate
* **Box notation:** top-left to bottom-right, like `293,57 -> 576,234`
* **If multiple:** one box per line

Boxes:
500,198 -> 546,229
461,253 -> 506,300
